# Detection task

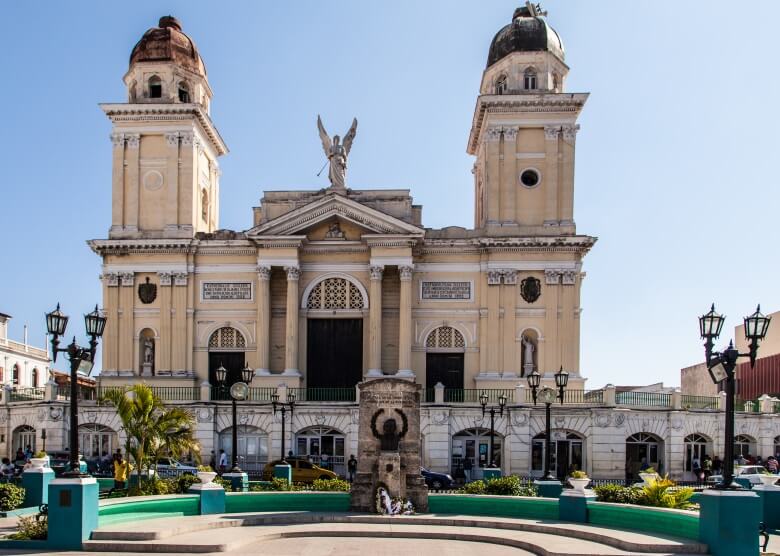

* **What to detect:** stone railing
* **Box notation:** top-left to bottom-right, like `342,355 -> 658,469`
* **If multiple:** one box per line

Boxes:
0,338 -> 49,360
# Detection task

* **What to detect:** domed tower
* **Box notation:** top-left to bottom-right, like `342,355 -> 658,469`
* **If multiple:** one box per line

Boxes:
468,4 -> 587,235
102,16 -> 228,239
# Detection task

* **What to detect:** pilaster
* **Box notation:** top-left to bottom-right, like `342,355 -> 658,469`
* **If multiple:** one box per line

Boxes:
502,270 -> 518,377
124,134 -> 140,232
109,134 -> 125,234
367,265 -> 384,377
118,272 -> 134,374
397,265 -> 414,377
560,124 -> 578,225
158,272 -> 172,373
283,266 -> 300,376
102,273 -> 120,372
164,132 -> 180,233
256,266 -> 271,374
171,272 -> 187,372
543,125 -> 560,226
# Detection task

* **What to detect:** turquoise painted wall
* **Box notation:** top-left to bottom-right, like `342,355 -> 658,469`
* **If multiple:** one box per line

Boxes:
428,494 -> 559,520
587,502 -> 699,540
225,492 -> 350,513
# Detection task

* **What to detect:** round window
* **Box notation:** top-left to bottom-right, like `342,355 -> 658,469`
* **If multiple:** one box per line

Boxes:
520,169 -> 540,187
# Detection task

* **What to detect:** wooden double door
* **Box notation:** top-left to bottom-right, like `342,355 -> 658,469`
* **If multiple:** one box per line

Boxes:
306,319 -> 363,389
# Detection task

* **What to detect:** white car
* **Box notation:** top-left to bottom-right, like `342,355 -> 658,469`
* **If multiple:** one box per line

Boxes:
155,457 -> 197,477
707,465 -> 775,486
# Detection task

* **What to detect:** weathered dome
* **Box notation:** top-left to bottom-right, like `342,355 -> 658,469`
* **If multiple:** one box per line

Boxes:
129,16 -> 206,77
487,6 -> 564,68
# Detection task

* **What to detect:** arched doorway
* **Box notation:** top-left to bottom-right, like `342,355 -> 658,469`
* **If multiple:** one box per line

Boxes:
305,277 -> 365,390
452,427 -> 502,480
79,424 -> 117,470
425,326 -> 465,393
208,327 -> 247,388
13,425 -> 35,453
684,433 -> 712,477
734,434 -> 756,459
626,432 -> 664,480
294,426 -> 346,476
218,426 -> 268,473
532,431 -> 584,478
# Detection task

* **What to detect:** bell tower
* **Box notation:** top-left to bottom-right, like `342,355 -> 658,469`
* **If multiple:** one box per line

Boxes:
102,16 -> 228,239
469,4 -> 587,236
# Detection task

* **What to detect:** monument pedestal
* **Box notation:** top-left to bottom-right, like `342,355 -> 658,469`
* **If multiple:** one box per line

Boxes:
699,489 -> 760,556
753,484 -> 780,530
535,480 -> 563,498
188,483 -> 225,514
22,466 -> 54,508
377,452 -> 403,500
223,472 -> 248,492
273,464 -> 292,483
47,477 -> 99,550
482,468 -> 502,480
559,490 -> 595,522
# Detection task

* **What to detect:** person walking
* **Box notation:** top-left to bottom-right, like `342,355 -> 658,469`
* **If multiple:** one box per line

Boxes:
463,456 -> 473,483
209,450 -> 216,470
113,453 -> 131,490
218,449 -> 228,474
702,455 -> 713,479
347,454 -> 357,482
320,453 -> 330,470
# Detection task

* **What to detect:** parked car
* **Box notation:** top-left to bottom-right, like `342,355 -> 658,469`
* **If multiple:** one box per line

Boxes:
155,457 -> 197,477
261,458 -> 338,482
707,465 -> 773,486
47,452 -> 88,476
421,467 -> 454,490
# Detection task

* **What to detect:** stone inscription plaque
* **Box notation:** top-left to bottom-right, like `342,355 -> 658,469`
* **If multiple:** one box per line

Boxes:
202,282 -> 252,301
421,281 -> 471,300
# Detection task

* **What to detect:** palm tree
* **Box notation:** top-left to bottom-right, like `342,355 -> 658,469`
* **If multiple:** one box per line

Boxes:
101,384 -> 199,482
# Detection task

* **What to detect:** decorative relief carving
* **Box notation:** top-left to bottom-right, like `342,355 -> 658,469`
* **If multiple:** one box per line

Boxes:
614,413 -> 626,426
399,265 -> 414,282
544,270 -> 561,285
110,133 -> 125,148
503,270 -> 518,285
351,409 -> 360,424
102,273 -> 120,287
315,415 -> 326,425
165,132 -> 180,147
561,270 -> 577,285
511,412 -> 528,426
180,132 -> 195,146
520,276 -> 541,303
158,272 -> 172,286
485,126 -> 503,141
554,416 -> 565,428
143,170 -> 164,191
487,270 -> 503,285
595,413 -> 610,428
543,126 -> 560,141
432,412 -> 449,425
125,134 -> 140,149
285,266 -> 300,281
49,406 -> 63,421
120,272 -> 134,287
503,127 -> 518,140
138,277 -> 157,304
671,417 -> 683,430
369,266 -> 384,281
197,408 -> 213,423
562,124 -> 580,142
256,266 -> 271,281
173,272 -> 188,286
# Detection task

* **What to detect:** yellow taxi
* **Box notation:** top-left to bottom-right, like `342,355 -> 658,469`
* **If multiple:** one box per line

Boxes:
261,458 -> 338,482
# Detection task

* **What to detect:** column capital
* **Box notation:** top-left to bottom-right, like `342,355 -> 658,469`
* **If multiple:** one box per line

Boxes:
369,265 -> 384,281
173,272 -> 188,286
110,133 -> 124,148
164,132 -> 180,147
257,266 -> 272,281
502,270 -> 518,285
544,270 -> 561,285
285,266 -> 300,281
487,270 -> 503,285
399,265 -> 414,281
180,132 -> 195,146
101,273 -> 120,287
119,272 -> 134,287
158,272 -> 172,286
562,124 -> 580,143
125,134 -> 140,149
544,125 -> 561,141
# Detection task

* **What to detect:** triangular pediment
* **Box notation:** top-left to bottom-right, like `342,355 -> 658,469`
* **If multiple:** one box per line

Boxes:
246,194 -> 424,238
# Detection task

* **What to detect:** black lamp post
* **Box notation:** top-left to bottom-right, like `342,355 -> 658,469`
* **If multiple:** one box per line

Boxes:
271,391 -> 296,464
214,362 -> 254,472
41,429 -> 47,453
699,304 -> 771,490
528,367 -> 569,480
45,303 -> 106,477
479,391 -> 507,468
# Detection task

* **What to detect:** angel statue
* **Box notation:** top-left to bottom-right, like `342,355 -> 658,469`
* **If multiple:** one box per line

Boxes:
317,115 -> 358,191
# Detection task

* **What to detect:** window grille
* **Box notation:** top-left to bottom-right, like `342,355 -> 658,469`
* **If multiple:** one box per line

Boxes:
306,278 -> 365,310
425,326 -> 465,349
208,327 -> 246,349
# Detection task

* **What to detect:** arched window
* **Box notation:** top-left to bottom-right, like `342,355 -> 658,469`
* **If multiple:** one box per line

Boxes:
148,75 -> 162,99
626,432 -> 664,478
201,189 -> 209,222
425,326 -> 465,351
31,368 -> 39,388
178,81 -> 190,103
684,433 -> 711,472
306,278 -> 365,310
734,434 -> 756,458
79,424 -> 117,462
219,425 -> 268,472
13,425 -> 35,454
208,327 -> 246,349
532,431 -> 584,477
12,364 -> 19,385
295,426 -> 346,476
495,74 -> 507,95
523,68 -> 537,90
453,428 -> 504,476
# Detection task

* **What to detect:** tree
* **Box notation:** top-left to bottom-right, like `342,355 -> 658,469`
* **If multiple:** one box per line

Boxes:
100,384 -> 199,483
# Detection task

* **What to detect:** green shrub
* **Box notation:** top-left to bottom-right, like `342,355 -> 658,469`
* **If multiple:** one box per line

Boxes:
33,451 -> 47,459
197,465 -> 213,472
7,515 -> 47,540
593,484 -> 644,505
311,478 -> 350,492
127,476 -> 177,496
638,476 -> 694,510
213,476 -> 232,490
176,473 -> 200,493
458,476 -> 537,497
0,483 -> 25,511
459,480 -> 486,494
569,470 -> 588,479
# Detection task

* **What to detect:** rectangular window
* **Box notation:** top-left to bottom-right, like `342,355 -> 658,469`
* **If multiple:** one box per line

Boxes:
532,440 -> 543,470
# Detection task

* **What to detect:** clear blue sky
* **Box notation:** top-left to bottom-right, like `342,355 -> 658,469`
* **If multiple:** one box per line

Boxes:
1,1 -> 777,387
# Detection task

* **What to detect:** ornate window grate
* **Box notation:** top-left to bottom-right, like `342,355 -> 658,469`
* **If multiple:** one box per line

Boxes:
208,327 -> 246,349
306,278 -> 364,310
425,326 -> 465,349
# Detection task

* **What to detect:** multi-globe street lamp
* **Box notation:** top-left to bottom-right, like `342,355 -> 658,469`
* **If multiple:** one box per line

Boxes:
45,303 -> 106,477
479,391 -> 507,469
214,362 -> 254,472
699,304 -> 771,490
527,366 -> 569,481
271,391 -> 296,463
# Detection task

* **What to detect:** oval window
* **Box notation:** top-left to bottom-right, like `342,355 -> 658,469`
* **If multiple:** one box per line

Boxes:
520,169 -> 540,187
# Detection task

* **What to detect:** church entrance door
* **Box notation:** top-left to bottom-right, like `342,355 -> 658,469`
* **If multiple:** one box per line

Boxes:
425,353 -> 464,393
306,319 -> 362,389
208,352 -> 245,389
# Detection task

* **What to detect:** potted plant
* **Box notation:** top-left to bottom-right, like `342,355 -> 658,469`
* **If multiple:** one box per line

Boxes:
758,470 -> 778,487
28,451 -> 49,469
197,464 -> 217,485
567,470 -> 590,493
638,467 -> 659,486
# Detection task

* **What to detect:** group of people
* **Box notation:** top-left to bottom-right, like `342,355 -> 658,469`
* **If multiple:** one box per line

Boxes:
0,445 -> 35,480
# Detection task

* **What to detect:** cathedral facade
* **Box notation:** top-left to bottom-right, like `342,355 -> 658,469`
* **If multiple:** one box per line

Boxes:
3,8 -> 777,482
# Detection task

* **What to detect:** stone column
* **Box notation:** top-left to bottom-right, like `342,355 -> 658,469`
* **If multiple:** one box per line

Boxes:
283,266 -> 300,376
158,272 -> 172,373
171,273 -> 187,373
543,126 -> 560,227
164,132 -> 180,232
367,265 -> 384,377
119,272 -> 135,374
109,134 -> 125,233
124,134 -> 140,232
102,273 -> 120,373
397,265 -> 414,377
256,266 -> 272,375
559,125 -> 579,226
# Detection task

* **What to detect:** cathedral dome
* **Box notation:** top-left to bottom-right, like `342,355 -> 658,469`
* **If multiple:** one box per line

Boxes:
486,6 -> 564,68
129,16 -> 206,77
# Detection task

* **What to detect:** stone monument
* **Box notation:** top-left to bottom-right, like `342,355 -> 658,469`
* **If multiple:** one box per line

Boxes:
350,378 -> 428,512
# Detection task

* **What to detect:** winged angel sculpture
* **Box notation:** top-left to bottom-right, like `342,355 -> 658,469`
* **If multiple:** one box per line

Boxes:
317,115 -> 358,191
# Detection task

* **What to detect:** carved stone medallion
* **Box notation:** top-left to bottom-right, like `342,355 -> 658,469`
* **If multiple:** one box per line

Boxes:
614,413 -> 626,426
48,407 -> 62,421
520,276 -> 541,303
595,413 -> 610,428
138,277 -> 157,304
197,408 -> 213,423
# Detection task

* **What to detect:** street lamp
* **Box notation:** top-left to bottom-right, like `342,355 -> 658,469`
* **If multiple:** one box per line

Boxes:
45,303 -> 106,477
699,303 -> 771,490
479,391 -> 507,468
271,391 -> 296,463
528,367 -> 568,481
214,362 -> 253,472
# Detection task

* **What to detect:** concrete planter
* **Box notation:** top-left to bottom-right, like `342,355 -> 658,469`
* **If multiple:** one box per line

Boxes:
197,471 -> 217,485
29,458 -> 48,469
568,477 -> 590,493
758,474 -> 778,487
638,473 -> 658,486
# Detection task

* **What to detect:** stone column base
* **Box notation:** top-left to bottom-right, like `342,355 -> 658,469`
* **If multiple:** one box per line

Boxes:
559,490 -> 596,522
222,472 -> 248,492
534,480 -> 563,498
753,484 -> 780,530
48,477 -> 99,550
699,489 -> 761,556
188,483 -> 225,514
